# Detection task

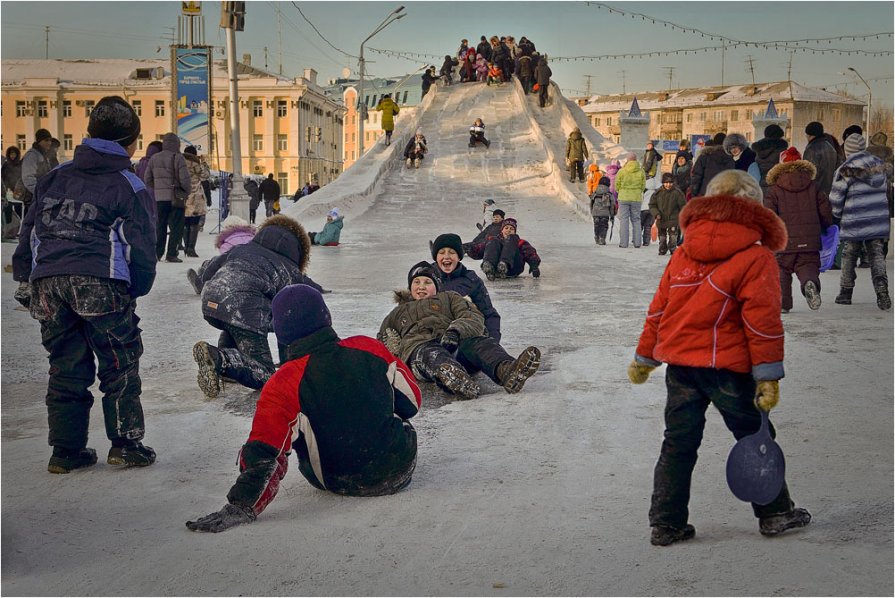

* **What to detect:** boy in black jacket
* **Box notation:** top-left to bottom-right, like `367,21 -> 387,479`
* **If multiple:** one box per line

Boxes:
187,285 -> 422,532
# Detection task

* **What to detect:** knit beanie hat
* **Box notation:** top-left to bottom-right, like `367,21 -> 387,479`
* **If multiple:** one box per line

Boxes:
271,284 -> 332,346
502,217 -> 518,231
780,147 -> 802,163
805,121 -> 824,138
711,132 -> 727,146
35,128 -> 52,143
431,233 -> 464,260
407,261 -> 440,290
842,124 -> 863,142
328,208 -> 340,218
87,96 -> 141,147
843,133 -> 867,157
492,209 -> 505,218
183,145 -> 197,156
764,124 -> 785,140
661,172 -> 675,183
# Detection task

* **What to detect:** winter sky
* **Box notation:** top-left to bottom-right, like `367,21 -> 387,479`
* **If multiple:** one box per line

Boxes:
1,1 -> 892,109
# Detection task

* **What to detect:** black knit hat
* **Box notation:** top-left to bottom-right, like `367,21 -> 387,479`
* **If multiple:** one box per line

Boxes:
842,124 -> 863,142
183,145 -> 197,156
88,96 -> 141,147
431,233 -> 464,260
492,209 -> 505,218
764,124 -> 785,139
407,261 -> 440,290
805,121 -> 824,137
271,284 -> 332,346
34,129 -> 52,144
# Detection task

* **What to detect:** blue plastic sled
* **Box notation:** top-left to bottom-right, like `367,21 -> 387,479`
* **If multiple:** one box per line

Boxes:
726,409 -> 786,505
819,224 -> 840,273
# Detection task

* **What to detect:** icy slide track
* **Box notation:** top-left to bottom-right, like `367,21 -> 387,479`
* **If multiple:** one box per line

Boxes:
1,80 -> 892,596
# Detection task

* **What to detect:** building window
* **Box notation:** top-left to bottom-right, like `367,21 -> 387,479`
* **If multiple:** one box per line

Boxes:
686,113 -> 693,123
137,135 -> 144,151
252,135 -> 263,151
37,101 -> 48,118
745,131 -> 752,143
253,100 -> 263,117
16,101 -> 26,117
63,134 -> 73,151
155,134 -> 164,141
699,112 -> 706,122
832,108 -> 841,122
155,100 -> 165,117
277,134 -> 288,152
132,100 -> 142,117
402,91 -> 409,104
62,101 -> 72,117
606,117 -> 612,126
277,172 -> 288,195
85,100 -> 95,116
730,110 -> 739,122
277,100 -> 287,117
17,134 -> 27,150
713,110 -> 725,121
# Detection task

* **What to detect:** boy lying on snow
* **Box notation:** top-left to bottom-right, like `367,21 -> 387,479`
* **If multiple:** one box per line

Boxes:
378,261 -> 540,401
187,285 -> 421,532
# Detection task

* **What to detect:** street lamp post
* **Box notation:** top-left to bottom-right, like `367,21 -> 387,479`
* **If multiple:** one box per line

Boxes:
848,67 -> 872,135
357,6 -> 405,158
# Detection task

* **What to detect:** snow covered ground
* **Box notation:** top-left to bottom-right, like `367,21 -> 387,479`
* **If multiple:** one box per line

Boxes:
2,82 -> 893,596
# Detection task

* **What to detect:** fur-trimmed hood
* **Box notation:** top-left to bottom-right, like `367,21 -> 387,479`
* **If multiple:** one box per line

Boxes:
680,194 -> 788,261
766,159 -> 817,188
257,214 -> 311,271
393,289 -> 414,304
698,144 -> 727,157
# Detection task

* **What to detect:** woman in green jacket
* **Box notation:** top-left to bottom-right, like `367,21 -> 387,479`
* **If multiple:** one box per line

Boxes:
375,94 -> 400,146
615,152 -> 647,248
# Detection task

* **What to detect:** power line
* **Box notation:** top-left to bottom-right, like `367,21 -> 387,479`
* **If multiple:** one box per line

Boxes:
744,55 -> 756,85
289,2 -> 356,59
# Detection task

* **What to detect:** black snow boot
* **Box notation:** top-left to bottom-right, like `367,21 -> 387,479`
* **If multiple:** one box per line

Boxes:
435,363 -> 480,400
187,268 -> 202,295
185,226 -> 200,257
834,287 -> 853,305
874,279 -> 891,310
496,261 -> 509,279
804,281 -> 822,310
651,524 -> 696,546
193,341 -> 223,399
496,346 -> 542,394
47,447 -> 98,474
759,507 -> 812,536
482,261 -> 496,281
108,441 -> 156,467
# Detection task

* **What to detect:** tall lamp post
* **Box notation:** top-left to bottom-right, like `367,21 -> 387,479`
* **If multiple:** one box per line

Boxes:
848,66 -> 872,135
357,6 -> 406,157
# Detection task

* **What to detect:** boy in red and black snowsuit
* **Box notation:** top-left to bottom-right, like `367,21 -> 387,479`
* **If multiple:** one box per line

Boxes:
187,284 -> 422,532
481,218 -> 541,280
629,170 -> 811,546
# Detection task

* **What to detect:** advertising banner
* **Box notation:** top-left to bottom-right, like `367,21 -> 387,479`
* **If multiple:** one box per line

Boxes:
690,134 -> 712,156
174,46 -> 211,153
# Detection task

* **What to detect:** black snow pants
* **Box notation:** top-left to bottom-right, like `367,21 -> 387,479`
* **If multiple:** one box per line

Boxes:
206,318 -> 276,390
410,338 -> 512,386
29,275 -> 146,450
156,200 -> 185,260
483,235 -> 525,276
649,365 -> 794,529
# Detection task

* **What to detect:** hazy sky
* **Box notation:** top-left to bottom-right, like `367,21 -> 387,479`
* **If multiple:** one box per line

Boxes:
2,1 -> 892,108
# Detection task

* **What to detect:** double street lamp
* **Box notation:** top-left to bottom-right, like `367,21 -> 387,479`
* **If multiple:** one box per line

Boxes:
847,66 -> 872,135
357,6 -> 406,157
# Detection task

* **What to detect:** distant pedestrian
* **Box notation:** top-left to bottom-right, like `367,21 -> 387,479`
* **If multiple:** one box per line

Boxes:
803,121 -> 840,196
689,132 -> 735,197
566,127 -> 588,183
641,141 -> 661,179
376,94 -> 400,146
533,54 -> 552,108
751,124 -> 788,194
259,173 -> 280,218
615,152 -> 646,248
143,132 -> 192,262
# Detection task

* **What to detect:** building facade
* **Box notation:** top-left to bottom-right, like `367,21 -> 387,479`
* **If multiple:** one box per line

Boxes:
1,56 -> 345,195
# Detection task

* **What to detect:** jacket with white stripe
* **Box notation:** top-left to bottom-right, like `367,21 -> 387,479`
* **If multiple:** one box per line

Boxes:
226,327 -> 421,516
12,138 -> 157,298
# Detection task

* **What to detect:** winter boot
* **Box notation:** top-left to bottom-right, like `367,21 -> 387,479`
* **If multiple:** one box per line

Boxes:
482,261 -> 496,281
193,341 -> 223,399
496,261 -> 509,279
185,226 -> 200,258
759,507 -> 812,536
650,524 -> 696,546
47,447 -> 97,474
874,279 -> 892,310
594,236 -> 600,245
435,363 -> 480,400
107,441 -> 156,467
496,346 -> 542,394
804,281 -> 822,310
406,158 -> 413,168
834,287 -> 853,305
414,157 -> 421,168
598,233 -> 606,246
187,268 -> 202,295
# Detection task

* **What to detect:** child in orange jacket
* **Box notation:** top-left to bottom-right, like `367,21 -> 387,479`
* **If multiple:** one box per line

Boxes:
629,170 -> 811,546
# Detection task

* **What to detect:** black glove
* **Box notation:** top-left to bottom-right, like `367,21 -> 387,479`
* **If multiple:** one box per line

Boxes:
530,267 -> 541,278
14,282 -> 31,309
440,329 -> 460,352
186,503 -> 256,533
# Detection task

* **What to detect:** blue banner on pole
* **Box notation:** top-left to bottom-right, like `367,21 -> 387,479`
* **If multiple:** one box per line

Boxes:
691,134 -> 713,156
175,47 -> 211,153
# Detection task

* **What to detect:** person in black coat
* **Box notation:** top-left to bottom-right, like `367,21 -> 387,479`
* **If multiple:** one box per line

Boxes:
243,177 -> 261,224
192,214 -> 324,397
430,233 -> 502,341
533,54 -> 552,108
259,173 -> 280,217
723,133 -> 757,175
421,67 -> 439,97
689,133 -> 735,197
803,121 -> 841,196
751,124 -> 789,195
476,36 -> 492,62
463,209 -> 505,259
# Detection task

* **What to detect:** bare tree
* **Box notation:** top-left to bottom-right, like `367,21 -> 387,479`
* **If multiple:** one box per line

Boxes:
869,105 -> 893,142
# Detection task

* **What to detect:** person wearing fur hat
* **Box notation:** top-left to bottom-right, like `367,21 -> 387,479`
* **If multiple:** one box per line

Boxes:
181,146 -> 211,258
378,262 -> 540,400
309,208 -> 344,246
763,147 -> 834,312
12,95 -> 158,473
689,132 -> 735,198
629,168 -> 811,546
187,215 -> 256,295
803,121 -> 841,196
566,127 -> 589,183
403,129 -> 428,168
751,124 -> 789,194
430,233 -> 502,341
616,152 -> 647,248
723,133 -> 759,182
649,173 -> 687,255
187,284 -> 422,533
192,214 -> 324,398
590,176 -> 615,245
829,134 -> 892,310
480,218 -> 541,280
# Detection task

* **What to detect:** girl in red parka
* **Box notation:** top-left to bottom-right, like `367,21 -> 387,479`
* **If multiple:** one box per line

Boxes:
628,170 -> 811,546
763,147 -> 834,313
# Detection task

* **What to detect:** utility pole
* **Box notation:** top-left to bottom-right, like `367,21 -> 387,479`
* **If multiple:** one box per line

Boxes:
583,74 -> 593,97
721,43 -> 725,86
45,25 -> 50,59
661,66 -> 675,91
221,1 -> 249,220
264,46 -> 269,70
745,55 -> 757,86
275,3 -> 283,75
618,70 -> 627,94
358,6 -> 406,158
787,52 -> 794,81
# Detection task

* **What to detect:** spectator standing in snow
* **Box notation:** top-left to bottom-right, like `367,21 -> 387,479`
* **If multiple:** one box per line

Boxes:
630,169 -> 812,546
590,175 -> 615,245
649,173 -> 687,255
803,121 -> 840,197
182,146 -> 211,258
19,128 -> 53,210
259,173 -> 280,218
186,284 -> 421,533
640,174 -> 661,247
724,133 -> 760,182
615,152 -> 647,248
641,141 -> 661,179
244,177 -> 261,224
12,96 -> 157,473
672,152 -> 692,195
751,124 -> 789,195
480,217 -> 541,280
689,132 -> 735,197
143,132 -> 192,262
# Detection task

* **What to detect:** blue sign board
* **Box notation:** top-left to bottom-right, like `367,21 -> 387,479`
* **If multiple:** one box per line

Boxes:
174,47 -> 211,153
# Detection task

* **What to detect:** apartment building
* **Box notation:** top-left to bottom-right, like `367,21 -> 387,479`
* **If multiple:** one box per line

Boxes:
1,56 -> 345,195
